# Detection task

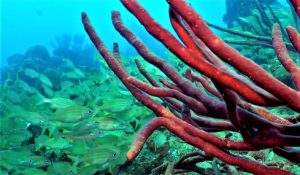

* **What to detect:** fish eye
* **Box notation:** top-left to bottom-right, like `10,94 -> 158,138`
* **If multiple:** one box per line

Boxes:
87,109 -> 93,114
112,153 -> 117,158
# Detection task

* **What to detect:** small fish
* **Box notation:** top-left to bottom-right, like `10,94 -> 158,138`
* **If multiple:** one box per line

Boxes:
16,155 -> 51,168
63,58 -> 76,68
90,135 -> 120,146
10,106 -> 47,126
23,68 -> 40,79
62,131 -> 104,141
0,130 -> 32,148
35,135 -> 72,151
5,90 -> 22,103
100,98 -> 135,113
15,79 -> 36,94
75,117 -> 131,133
63,71 -> 83,79
82,144 -> 121,171
153,132 -> 167,150
51,105 -> 93,123
79,148 -> 119,166
95,144 -> 121,156
14,168 -> 48,175
37,97 -> 77,109
0,118 -> 29,135
39,74 -> 53,88
41,85 -> 54,97
47,162 -> 77,175
98,117 -> 130,131
0,149 -> 50,168
238,16 -> 254,24
77,165 -> 98,175
62,58 -> 85,78
65,141 -> 89,155
122,105 -> 152,120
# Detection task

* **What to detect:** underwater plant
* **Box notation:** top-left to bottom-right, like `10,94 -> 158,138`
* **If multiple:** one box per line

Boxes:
207,1 -> 300,87
82,0 -> 300,174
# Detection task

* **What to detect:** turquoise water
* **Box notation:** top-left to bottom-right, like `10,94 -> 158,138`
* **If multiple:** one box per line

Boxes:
1,0 -> 299,174
1,0 -> 226,67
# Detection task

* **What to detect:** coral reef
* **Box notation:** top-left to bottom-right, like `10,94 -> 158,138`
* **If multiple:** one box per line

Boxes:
82,0 -> 300,174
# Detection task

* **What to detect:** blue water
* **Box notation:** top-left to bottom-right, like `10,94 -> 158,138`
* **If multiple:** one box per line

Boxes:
1,0 -> 227,68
